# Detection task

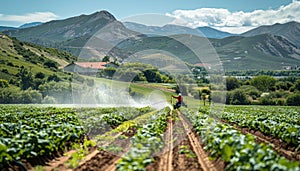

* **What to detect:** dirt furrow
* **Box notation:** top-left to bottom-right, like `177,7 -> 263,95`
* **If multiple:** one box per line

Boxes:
74,150 -> 119,171
178,111 -> 222,171
44,150 -> 77,171
157,110 -> 174,171
171,112 -> 202,171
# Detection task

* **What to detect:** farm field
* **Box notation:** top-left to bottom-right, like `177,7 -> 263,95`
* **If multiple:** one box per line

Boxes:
0,104 -> 299,171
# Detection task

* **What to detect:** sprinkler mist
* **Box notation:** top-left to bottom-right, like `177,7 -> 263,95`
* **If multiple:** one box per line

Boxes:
146,90 -> 169,110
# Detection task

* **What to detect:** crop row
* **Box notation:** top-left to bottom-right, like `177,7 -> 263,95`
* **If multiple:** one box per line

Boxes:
116,107 -> 170,170
76,106 -> 151,137
181,108 -> 299,170
218,106 -> 300,147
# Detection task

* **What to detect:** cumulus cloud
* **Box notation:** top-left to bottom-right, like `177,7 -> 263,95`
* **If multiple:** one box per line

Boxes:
0,12 -> 58,23
166,1 -> 300,33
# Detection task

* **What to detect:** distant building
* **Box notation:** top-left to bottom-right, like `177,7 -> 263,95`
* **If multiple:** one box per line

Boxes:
63,62 -> 110,75
282,66 -> 292,70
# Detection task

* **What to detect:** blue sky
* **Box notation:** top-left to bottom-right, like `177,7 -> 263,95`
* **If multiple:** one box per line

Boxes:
0,0 -> 298,33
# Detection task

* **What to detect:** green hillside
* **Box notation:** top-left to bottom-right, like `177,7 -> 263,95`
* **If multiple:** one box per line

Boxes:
0,34 -> 77,80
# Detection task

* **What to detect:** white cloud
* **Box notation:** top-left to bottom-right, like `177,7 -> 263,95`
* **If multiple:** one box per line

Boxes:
0,12 -> 58,23
166,1 -> 300,34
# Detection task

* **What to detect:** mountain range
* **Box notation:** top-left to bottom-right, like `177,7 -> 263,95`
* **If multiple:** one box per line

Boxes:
0,22 -> 42,32
123,22 -> 235,38
1,10 -> 300,71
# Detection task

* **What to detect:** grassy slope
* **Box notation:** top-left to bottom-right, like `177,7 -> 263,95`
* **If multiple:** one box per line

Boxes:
0,35 -> 76,80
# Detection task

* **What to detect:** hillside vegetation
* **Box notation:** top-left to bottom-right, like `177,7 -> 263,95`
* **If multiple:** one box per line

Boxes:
0,34 -> 96,104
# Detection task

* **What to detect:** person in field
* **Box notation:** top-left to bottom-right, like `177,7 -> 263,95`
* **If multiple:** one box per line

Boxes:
172,93 -> 185,109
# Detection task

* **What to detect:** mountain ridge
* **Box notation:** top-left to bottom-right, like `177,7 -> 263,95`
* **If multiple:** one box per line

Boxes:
241,21 -> 300,48
123,21 -> 235,38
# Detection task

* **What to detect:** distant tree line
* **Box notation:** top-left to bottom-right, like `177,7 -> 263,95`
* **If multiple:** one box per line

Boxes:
207,75 -> 300,106
226,70 -> 300,77
99,62 -> 175,83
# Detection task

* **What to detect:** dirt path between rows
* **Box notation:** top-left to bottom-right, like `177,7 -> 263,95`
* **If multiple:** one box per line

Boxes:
148,110 -> 224,171
157,110 -> 174,171
178,111 -> 224,171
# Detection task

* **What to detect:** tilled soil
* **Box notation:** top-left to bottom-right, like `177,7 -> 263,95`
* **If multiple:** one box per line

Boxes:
75,150 -> 119,171
172,139 -> 203,171
146,110 -> 222,171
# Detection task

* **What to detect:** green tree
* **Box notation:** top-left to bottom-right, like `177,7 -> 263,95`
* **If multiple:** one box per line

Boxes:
44,60 -> 58,69
286,93 -> 300,106
226,77 -> 240,91
143,69 -> 162,83
102,56 -> 110,62
229,89 -> 249,105
102,67 -> 116,78
250,75 -> 276,92
0,87 -> 16,103
42,96 -> 57,104
17,88 -> 42,103
47,74 -> 61,82
35,72 -> 45,79
293,79 -> 300,92
17,67 -> 34,90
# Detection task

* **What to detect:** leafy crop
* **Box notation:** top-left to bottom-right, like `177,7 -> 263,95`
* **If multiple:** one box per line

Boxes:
0,105 -> 84,168
182,108 -> 299,170
77,106 -> 151,137
218,106 -> 300,148
116,107 -> 170,171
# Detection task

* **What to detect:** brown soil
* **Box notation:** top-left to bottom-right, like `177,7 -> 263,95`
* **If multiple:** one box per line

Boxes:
147,110 -> 224,171
75,150 -> 119,171
172,139 -> 203,171
179,112 -> 224,171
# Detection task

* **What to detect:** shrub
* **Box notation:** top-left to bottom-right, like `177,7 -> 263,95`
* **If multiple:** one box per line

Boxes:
229,89 -> 250,105
1,69 -> 9,74
44,60 -> 58,69
259,96 -> 276,105
17,88 -> 42,104
35,72 -> 45,79
226,77 -> 240,91
275,99 -> 286,106
286,93 -> 300,106
47,74 -> 61,82
251,75 -> 276,92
